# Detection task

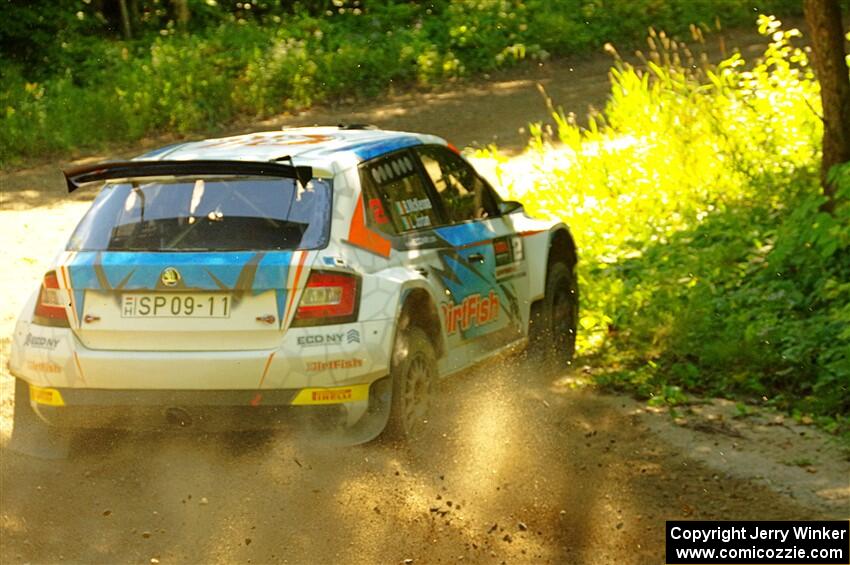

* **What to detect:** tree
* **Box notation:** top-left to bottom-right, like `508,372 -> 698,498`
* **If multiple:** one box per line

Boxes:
0,0 -> 82,70
172,0 -> 191,29
117,0 -> 132,39
804,0 -> 850,213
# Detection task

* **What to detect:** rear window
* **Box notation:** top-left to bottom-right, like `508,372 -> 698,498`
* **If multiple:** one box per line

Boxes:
67,176 -> 332,252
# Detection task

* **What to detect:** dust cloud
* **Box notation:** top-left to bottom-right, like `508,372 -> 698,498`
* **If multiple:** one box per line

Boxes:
1,356 -> 834,564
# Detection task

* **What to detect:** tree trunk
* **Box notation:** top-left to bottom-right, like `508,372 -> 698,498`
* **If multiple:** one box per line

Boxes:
128,0 -> 139,32
117,0 -> 132,39
172,0 -> 191,29
804,0 -> 850,213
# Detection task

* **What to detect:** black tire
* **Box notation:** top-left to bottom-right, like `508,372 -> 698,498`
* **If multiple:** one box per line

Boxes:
528,260 -> 578,368
381,326 -> 437,440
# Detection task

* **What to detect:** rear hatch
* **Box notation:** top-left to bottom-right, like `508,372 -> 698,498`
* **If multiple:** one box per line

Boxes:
61,173 -> 329,351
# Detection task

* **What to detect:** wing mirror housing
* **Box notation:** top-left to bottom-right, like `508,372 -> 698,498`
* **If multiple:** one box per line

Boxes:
498,200 -> 525,215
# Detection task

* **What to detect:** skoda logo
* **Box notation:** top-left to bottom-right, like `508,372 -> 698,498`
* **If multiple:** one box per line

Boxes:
160,267 -> 181,287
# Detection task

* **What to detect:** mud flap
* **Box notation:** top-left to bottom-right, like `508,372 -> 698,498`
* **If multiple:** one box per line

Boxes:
8,379 -> 71,460
344,399 -> 370,428
334,376 -> 392,445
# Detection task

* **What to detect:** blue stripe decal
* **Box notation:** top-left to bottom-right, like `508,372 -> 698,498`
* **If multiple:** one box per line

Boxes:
435,247 -> 507,340
74,289 -> 85,320
434,222 -> 497,247
348,136 -> 422,161
274,288 -> 287,323
66,251 -> 293,292
254,252 -> 293,291
73,289 -> 86,320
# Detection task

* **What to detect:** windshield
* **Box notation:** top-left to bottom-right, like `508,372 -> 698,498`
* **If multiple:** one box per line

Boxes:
67,176 -> 332,251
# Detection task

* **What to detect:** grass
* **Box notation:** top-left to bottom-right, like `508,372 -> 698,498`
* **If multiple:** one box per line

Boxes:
0,0 -> 801,168
476,16 -> 850,440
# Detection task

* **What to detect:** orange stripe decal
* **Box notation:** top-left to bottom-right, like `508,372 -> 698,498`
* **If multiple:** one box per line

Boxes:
259,352 -> 275,386
345,194 -> 391,258
519,229 -> 545,237
284,251 -> 308,325
72,352 -> 87,385
60,265 -> 80,328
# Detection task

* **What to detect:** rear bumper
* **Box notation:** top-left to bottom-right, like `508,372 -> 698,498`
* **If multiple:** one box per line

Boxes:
10,319 -> 394,391
39,386 -> 300,407
23,380 -> 389,431
35,403 -> 342,432
10,314 -> 396,434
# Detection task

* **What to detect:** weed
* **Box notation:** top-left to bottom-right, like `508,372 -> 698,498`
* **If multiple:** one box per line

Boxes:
477,17 -> 849,440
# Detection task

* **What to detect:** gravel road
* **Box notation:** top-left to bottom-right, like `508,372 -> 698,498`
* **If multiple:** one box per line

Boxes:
1,18 -> 847,564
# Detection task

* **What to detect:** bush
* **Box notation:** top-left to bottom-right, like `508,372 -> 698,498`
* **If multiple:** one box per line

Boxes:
0,0 -> 802,167
476,17 -> 849,437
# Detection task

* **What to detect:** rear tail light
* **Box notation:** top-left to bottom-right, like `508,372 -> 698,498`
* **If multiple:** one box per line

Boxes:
292,271 -> 360,327
33,271 -> 70,327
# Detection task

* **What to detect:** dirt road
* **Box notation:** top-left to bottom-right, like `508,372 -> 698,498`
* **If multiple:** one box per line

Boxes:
1,19 -> 847,564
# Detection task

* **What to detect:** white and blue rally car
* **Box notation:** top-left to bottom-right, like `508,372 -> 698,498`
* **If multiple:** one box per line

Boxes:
8,125 -> 577,449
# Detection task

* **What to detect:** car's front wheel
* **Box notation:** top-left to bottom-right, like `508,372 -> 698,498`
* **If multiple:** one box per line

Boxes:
381,326 -> 437,440
529,260 -> 578,368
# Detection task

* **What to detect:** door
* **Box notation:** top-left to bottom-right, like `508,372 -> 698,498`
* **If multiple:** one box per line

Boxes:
414,145 -> 529,359
359,149 -> 495,374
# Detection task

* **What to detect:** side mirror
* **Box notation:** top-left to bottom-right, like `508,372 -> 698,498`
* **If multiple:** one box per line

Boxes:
498,200 -> 524,215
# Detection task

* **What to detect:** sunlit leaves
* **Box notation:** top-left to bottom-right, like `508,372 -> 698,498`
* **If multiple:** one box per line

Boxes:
475,18 -> 849,432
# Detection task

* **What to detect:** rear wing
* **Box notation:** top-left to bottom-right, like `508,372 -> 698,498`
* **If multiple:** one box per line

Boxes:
63,160 -> 314,193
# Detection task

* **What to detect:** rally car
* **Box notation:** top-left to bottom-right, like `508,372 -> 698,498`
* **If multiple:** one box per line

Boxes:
8,125 -> 577,453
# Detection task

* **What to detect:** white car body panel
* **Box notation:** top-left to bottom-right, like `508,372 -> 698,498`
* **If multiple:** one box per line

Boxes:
9,127 -> 572,431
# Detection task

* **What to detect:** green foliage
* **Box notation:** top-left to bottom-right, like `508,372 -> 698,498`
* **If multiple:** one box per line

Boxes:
0,0 -> 801,167
0,0 -> 94,70
523,0 -> 801,56
1,26 -> 261,159
478,17 -> 849,438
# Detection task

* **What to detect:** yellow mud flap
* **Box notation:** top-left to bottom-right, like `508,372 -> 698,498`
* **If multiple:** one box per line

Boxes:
291,383 -> 369,405
29,385 -> 65,407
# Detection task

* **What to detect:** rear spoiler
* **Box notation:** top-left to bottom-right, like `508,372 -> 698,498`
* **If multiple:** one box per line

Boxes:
63,160 -> 314,193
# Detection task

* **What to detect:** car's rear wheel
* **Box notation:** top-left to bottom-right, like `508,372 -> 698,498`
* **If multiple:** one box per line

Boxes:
529,260 -> 578,368
381,326 -> 437,440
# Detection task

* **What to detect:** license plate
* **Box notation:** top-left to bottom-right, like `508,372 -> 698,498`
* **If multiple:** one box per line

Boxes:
121,293 -> 231,318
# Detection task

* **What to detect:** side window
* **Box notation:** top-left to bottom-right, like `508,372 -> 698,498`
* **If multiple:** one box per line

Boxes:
417,146 -> 499,223
360,151 -> 441,235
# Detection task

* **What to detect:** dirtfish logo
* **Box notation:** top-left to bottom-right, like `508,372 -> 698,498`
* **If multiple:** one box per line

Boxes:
441,291 -> 499,335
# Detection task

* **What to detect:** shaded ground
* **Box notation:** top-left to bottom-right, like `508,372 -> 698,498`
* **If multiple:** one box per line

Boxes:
1,17 -> 847,564
2,363 -> 845,565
